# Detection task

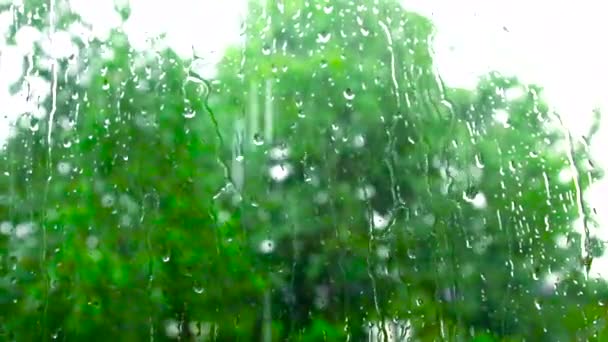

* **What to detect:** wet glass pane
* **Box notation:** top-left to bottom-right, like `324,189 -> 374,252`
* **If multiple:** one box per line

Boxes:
0,0 -> 606,340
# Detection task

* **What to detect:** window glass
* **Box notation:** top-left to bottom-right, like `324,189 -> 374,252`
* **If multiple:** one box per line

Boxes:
0,0 -> 606,340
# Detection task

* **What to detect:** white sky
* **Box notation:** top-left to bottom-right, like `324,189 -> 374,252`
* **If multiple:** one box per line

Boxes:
1,0 -> 608,276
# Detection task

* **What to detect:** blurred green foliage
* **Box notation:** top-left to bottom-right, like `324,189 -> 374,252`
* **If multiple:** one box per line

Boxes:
0,0 -> 606,341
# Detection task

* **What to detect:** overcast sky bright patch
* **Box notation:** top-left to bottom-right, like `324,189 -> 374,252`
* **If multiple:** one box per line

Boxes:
58,0 -> 608,140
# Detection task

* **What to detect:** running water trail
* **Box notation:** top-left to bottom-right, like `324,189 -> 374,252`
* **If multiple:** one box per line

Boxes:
42,0 -> 58,337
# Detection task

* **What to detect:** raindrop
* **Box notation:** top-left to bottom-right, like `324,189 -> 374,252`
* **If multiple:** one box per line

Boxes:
260,239 -> 275,253
269,164 -> 291,182
162,254 -> 171,263
494,109 -> 510,127
372,211 -> 390,230
317,31 -> 332,44
353,134 -> 365,148
0,222 -> 13,235
295,96 -> 303,108
463,192 -> 487,210
193,284 -> 205,294
320,59 -> 328,68
253,133 -> 264,146
261,44 -> 271,55
269,145 -> 289,160
323,5 -> 334,14
474,154 -> 485,168
183,110 -> 196,119
101,194 -> 115,208
29,117 -> 40,132
164,320 -> 180,338
15,223 -> 34,239
57,161 -> 71,175
356,185 -> 376,200
343,88 -> 355,100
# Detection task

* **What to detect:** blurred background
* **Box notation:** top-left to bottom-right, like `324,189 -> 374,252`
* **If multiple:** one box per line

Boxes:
1,0 -> 607,340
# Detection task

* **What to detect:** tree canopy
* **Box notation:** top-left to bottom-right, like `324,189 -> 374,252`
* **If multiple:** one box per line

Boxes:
0,0 -> 606,341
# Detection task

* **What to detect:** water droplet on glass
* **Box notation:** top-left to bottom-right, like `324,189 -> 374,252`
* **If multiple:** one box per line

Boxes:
193,284 -> 205,294
269,164 -> 291,182
262,44 -> 271,55
353,134 -> 365,148
317,31 -> 331,44
343,88 -> 355,100
295,96 -> 303,108
269,145 -> 289,160
494,109 -> 510,128
463,192 -> 487,210
101,194 -> 115,208
253,133 -> 264,146
474,154 -> 485,169
183,110 -> 196,119
320,59 -> 328,68
372,211 -> 390,230
57,161 -> 71,175
162,254 -> 171,262
323,5 -> 334,14
259,239 -> 275,253
29,117 -> 40,132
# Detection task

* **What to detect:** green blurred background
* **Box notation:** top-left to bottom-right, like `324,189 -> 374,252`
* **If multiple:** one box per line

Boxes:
0,0 -> 606,340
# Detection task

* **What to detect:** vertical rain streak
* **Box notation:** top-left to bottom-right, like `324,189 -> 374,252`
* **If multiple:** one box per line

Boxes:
554,111 -> 592,275
377,20 -> 400,109
41,0 -> 58,337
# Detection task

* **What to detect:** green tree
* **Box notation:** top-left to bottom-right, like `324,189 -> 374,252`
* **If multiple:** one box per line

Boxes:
212,0 -> 606,340
0,2 -> 261,340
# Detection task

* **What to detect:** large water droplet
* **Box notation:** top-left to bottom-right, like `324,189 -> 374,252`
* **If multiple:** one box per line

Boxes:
57,161 -> 71,175
193,284 -> 205,294
317,31 -> 331,44
183,110 -> 196,119
162,254 -> 171,262
295,96 -> 303,108
253,133 -> 264,146
343,88 -> 355,100
474,154 -> 485,169
259,239 -> 275,253
29,117 -> 40,132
